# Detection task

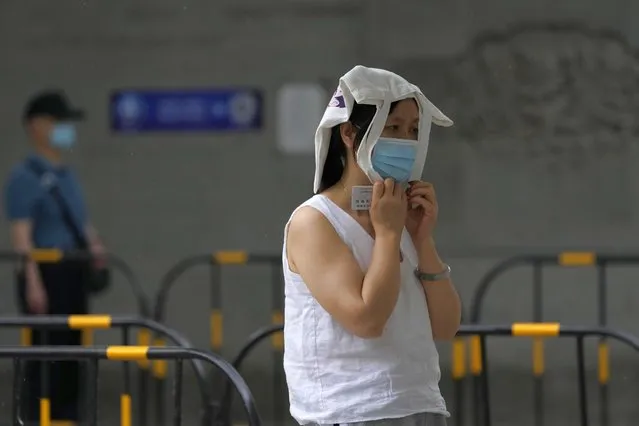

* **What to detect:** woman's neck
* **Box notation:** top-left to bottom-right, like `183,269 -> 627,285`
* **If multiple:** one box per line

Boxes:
324,171 -> 372,214
339,167 -> 372,190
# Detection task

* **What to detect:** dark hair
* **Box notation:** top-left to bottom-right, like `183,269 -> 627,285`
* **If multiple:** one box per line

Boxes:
317,101 -> 398,193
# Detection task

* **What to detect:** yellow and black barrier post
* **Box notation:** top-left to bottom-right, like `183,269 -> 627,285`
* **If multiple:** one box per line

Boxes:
1,345 -> 262,426
530,260 -> 545,426
209,250 -> 250,352
594,260 -> 610,426
0,315 -> 211,426
451,335 -> 467,426
469,333 -> 485,426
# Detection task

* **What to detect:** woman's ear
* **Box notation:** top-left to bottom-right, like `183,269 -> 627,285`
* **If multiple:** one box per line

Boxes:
339,122 -> 358,149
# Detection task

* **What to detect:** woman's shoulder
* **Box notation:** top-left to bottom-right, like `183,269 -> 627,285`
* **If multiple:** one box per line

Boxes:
287,194 -> 347,247
288,196 -> 331,232
284,195 -> 346,272
287,194 -> 327,222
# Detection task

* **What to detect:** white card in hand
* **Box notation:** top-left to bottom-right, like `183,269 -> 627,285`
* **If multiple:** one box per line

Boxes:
351,186 -> 373,210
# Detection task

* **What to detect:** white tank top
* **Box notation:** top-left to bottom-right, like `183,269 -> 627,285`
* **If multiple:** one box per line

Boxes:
282,194 -> 448,425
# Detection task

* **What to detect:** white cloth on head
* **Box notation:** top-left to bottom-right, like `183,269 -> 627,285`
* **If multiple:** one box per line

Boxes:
313,65 -> 453,193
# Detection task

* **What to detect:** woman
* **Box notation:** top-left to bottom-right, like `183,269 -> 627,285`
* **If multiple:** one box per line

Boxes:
282,65 -> 461,426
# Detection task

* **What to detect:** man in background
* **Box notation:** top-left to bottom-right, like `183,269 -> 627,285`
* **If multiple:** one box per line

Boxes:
3,90 -> 106,422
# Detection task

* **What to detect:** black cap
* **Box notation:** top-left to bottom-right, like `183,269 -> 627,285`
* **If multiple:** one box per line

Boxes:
23,90 -> 85,122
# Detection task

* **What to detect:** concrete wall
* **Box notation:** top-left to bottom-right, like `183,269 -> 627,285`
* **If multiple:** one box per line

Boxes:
1,0 -> 639,424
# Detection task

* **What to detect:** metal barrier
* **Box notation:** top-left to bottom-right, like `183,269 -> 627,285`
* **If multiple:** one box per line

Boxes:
220,325 -> 464,426
461,323 -> 639,426
468,252 -> 639,426
153,251 -> 284,422
218,324 -> 285,426
0,249 -> 151,316
222,323 -> 639,426
0,315 -> 213,426
1,344 -> 262,426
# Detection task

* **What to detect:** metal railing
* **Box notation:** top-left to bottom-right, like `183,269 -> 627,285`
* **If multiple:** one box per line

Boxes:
468,252 -> 639,426
154,251 -> 282,352
0,315 -> 212,426
220,323 -> 639,426
460,323 -> 639,426
2,344 -> 261,426
0,249 -> 151,316
217,324 -> 286,426
153,251 -> 284,422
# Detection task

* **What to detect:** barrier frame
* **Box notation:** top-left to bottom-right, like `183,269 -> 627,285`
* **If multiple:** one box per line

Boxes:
0,250 -> 151,316
153,251 -> 285,423
462,323 -> 639,426
222,323 -> 639,426
1,344 -> 262,426
1,315 -> 212,426
469,252 -> 639,426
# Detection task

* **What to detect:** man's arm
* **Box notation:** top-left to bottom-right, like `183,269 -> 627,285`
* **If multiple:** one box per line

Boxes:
4,171 -> 47,313
10,220 -> 42,286
4,170 -> 40,255
84,223 -> 102,247
84,223 -> 108,269
417,238 -> 461,340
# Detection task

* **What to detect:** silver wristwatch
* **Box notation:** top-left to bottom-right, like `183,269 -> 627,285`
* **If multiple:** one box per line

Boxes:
414,263 -> 451,282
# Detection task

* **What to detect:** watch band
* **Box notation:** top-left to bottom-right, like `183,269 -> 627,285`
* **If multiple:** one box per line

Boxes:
414,263 -> 451,282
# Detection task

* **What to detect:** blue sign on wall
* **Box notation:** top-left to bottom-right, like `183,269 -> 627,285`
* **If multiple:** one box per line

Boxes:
109,88 -> 263,133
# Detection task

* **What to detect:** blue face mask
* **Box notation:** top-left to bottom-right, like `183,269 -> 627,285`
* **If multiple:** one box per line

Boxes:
49,123 -> 77,149
371,138 -> 418,183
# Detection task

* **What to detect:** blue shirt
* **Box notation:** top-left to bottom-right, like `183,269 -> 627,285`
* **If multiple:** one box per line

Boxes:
3,154 -> 88,250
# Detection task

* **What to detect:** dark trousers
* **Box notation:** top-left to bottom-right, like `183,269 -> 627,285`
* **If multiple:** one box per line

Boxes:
17,261 -> 89,422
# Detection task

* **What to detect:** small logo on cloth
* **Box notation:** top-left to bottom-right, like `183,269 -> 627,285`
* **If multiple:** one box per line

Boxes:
328,88 -> 346,108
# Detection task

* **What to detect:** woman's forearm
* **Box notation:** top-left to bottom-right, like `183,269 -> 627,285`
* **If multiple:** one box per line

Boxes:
360,232 -> 403,334
416,239 -> 461,340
